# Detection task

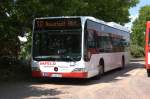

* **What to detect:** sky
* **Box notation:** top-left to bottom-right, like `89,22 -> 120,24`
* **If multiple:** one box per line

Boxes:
125,0 -> 150,30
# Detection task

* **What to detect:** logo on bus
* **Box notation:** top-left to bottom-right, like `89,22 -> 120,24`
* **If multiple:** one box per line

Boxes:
39,61 -> 56,66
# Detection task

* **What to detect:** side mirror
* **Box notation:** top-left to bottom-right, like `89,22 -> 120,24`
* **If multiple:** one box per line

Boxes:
84,55 -> 90,62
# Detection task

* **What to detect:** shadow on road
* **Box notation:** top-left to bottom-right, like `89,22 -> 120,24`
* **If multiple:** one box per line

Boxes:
89,61 -> 144,84
0,82 -> 61,99
0,60 -> 145,99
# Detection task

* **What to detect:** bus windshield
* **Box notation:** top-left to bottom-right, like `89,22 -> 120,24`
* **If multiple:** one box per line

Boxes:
32,18 -> 82,61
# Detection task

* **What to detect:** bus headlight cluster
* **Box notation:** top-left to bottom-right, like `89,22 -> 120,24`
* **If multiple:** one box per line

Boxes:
70,62 -> 76,66
72,68 -> 86,72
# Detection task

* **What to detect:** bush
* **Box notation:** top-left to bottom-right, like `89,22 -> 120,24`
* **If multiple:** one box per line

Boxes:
19,32 -> 32,60
130,44 -> 144,58
0,60 -> 31,81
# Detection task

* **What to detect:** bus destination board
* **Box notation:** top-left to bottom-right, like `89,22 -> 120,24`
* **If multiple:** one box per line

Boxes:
35,18 -> 81,30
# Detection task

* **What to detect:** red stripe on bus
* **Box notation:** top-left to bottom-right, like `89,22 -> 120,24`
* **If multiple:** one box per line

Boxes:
32,71 -> 42,77
32,71 -> 88,78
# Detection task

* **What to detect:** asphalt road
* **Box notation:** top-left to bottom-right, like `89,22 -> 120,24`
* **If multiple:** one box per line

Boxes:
0,59 -> 150,99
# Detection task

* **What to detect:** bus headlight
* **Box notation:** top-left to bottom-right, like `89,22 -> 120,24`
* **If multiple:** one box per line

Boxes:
70,62 -> 76,66
72,68 -> 86,72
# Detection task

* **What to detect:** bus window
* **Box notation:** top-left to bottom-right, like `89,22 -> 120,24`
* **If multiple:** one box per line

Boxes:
97,33 -> 112,52
84,29 -> 98,61
87,30 -> 97,48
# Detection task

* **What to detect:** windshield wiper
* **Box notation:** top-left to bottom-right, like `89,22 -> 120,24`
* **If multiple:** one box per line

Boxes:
34,55 -> 80,61
34,56 -> 59,61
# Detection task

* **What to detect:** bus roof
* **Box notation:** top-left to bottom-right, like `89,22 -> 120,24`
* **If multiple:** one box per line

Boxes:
35,16 -> 130,33
84,16 -> 129,33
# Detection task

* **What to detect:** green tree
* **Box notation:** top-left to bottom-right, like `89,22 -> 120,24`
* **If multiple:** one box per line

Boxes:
131,5 -> 150,57
0,1 -> 20,58
0,0 -> 139,59
132,6 -> 150,47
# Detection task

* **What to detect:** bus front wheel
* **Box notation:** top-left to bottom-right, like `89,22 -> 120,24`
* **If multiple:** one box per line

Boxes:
94,60 -> 104,80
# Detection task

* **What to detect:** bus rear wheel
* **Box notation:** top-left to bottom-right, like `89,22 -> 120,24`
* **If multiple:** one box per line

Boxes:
121,56 -> 125,69
147,69 -> 150,77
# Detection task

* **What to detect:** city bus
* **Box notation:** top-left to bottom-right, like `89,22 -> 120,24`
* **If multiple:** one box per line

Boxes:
31,16 -> 130,79
145,21 -> 150,77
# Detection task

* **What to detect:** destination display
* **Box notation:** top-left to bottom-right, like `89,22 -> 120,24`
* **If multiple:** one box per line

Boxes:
35,18 -> 81,30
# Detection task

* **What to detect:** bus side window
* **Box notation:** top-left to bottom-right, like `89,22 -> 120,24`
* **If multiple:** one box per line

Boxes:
97,34 -> 112,53
84,29 -> 98,61
97,36 -> 104,52
87,30 -> 97,48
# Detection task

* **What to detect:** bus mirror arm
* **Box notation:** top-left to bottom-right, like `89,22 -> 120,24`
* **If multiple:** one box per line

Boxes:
84,55 -> 90,62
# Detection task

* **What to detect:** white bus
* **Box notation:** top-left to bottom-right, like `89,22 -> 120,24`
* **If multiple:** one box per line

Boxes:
31,16 -> 130,79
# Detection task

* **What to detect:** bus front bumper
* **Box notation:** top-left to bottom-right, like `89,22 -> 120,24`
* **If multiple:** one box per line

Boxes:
32,71 -> 88,78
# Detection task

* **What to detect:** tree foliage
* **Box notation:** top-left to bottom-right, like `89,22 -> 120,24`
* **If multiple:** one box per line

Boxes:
131,5 -> 150,57
132,6 -> 150,47
0,1 -> 20,58
0,0 -> 139,59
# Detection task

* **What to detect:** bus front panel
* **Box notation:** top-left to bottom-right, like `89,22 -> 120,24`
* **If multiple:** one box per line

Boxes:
31,17 -> 87,78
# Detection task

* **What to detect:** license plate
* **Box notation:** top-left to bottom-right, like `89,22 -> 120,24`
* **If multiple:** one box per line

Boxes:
51,74 -> 62,77
43,72 -> 49,77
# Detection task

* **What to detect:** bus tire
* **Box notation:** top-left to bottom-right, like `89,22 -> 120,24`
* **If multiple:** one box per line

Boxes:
121,56 -> 125,69
94,59 -> 104,80
147,69 -> 150,77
